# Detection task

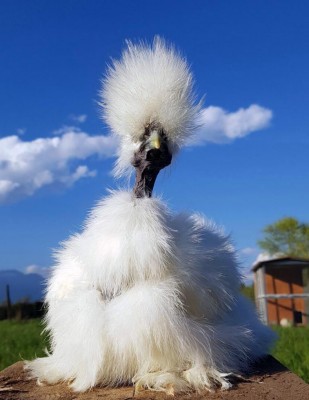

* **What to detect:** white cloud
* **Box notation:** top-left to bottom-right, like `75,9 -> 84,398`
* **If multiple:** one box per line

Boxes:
0,180 -> 20,202
17,128 -> 26,136
239,247 -> 259,284
0,127 -> 117,203
25,264 -> 51,278
1,103 -> 272,203
192,104 -> 272,145
241,267 -> 254,284
240,247 -> 258,256
69,114 -> 87,123
61,165 -> 97,186
52,125 -> 81,135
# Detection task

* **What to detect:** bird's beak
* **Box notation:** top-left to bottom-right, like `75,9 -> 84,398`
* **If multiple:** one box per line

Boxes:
149,131 -> 161,150
133,127 -> 172,198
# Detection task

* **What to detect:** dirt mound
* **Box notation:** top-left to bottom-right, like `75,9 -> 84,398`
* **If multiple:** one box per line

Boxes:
0,356 -> 308,400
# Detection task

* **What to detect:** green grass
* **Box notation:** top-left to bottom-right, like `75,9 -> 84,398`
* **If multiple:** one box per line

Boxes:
0,319 -> 49,370
271,326 -> 309,383
0,320 -> 308,383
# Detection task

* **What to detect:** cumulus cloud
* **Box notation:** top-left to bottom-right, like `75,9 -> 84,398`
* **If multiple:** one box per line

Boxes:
240,247 -> 258,256
0,127 -> 117,203
241,267 -> 254,284
192,104 -> 272,145
25,264 -> 51,278
238,247 -> 258,284
2,103 -> 272,203
52,125 -> 81,136
16,128 -> 26,136
69,114 -> 87,123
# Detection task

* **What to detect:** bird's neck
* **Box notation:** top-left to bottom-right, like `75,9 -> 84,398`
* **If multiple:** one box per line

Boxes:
132,145 -> 172,198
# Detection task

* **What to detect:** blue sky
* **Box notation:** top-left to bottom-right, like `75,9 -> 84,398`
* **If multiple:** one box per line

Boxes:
0,0 -> 308,281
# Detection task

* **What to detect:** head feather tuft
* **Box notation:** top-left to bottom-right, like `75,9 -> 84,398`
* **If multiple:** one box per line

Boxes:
100,37 -> 200,177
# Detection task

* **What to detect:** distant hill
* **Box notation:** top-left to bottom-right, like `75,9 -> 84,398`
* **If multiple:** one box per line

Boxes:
0,270 -> 45,303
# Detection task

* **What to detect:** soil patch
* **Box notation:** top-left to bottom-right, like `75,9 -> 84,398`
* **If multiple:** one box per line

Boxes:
0,356 -> 308,400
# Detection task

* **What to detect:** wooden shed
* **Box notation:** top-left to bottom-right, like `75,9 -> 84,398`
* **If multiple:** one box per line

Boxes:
253,257 -> 309,326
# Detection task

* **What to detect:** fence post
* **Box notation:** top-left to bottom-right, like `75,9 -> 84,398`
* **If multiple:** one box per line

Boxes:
6,284 -> 12,320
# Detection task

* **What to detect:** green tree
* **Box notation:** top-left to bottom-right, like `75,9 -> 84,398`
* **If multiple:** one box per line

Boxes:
258,217 -> 309,258
240,283 -> 255,302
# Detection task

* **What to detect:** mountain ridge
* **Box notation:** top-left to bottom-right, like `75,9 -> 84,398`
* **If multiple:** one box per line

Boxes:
0,269 -> 45,303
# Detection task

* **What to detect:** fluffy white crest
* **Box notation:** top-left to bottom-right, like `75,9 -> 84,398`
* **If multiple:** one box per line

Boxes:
100,37 -> 200,176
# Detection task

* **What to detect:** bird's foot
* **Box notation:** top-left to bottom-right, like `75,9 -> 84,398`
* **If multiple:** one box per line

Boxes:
132,371 -> 189,396
182,365 -> 233,392
24,357 -> 63,386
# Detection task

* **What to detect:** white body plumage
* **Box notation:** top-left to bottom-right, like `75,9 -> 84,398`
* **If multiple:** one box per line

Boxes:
26,39 -> 274,394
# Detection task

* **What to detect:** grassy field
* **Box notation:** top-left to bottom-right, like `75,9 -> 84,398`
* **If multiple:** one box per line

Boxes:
0,319 -> 48,370
271,326 -> 309,383
0,320 -> 308,383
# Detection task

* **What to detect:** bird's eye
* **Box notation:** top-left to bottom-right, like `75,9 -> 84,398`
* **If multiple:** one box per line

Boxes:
160,131 -> 167,141
143,130 -> 151,139
142,124 -> 153,140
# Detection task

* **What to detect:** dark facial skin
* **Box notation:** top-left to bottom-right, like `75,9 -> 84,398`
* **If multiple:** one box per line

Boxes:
132,125 -> 172,198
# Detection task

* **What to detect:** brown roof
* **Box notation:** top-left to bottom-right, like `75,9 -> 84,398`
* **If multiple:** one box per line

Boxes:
252,256 -> 309,272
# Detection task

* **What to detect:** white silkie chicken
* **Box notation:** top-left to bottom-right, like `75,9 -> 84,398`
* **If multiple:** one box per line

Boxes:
26,38 -> 274,395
